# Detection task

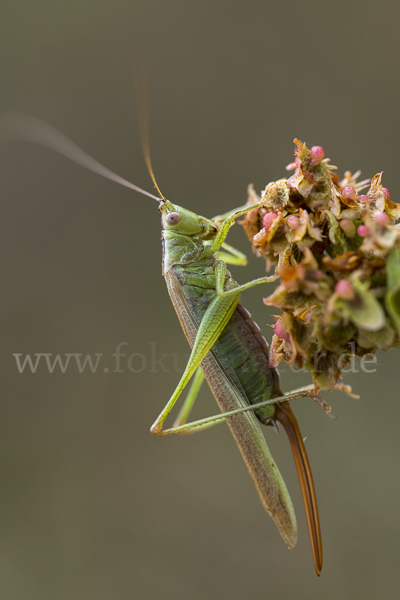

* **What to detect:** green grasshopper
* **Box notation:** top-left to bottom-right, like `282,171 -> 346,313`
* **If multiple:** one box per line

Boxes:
0,113 -> 322,575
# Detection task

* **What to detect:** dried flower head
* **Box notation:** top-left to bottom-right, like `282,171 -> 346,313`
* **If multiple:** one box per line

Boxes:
240,139 -> 400,390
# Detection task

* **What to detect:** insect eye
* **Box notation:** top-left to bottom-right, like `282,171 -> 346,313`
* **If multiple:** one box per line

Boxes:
166,212 -> 181,225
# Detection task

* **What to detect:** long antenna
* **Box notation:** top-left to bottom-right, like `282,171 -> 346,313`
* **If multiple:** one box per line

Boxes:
0,112 -> 159,201
135,69 -> 166,203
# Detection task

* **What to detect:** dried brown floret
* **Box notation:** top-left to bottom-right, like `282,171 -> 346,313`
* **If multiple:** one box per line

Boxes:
240,138 -> 400,390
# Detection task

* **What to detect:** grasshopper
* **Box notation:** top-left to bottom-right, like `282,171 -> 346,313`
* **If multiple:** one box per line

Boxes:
0,113 -> 322,575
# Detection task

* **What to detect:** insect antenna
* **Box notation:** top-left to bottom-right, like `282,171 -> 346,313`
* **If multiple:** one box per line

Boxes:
0,112 -> 159,201
135,69 -> 166,203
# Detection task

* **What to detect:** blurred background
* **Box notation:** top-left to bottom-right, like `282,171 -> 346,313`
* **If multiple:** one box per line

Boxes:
1,1 -> 400,598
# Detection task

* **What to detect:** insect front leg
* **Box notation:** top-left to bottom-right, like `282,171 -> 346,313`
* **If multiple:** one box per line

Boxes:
210,199 -> 269,254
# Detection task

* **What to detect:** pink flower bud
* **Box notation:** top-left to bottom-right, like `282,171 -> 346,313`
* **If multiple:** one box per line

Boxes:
358,195 -> 369,204
274,321 -> 290,342
287,215 -> 299,230
382,187 -> 391,200
340,219 -> 356,238
342,186 -> 357,200
262,212 -> 278,231
375,212 -> 389,227
357,224 -> 369,237
335,279 -> 355,301
310,146 -> 325,166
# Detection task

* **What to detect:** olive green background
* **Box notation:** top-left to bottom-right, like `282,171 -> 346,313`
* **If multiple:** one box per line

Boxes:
1,1 -> 400,599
